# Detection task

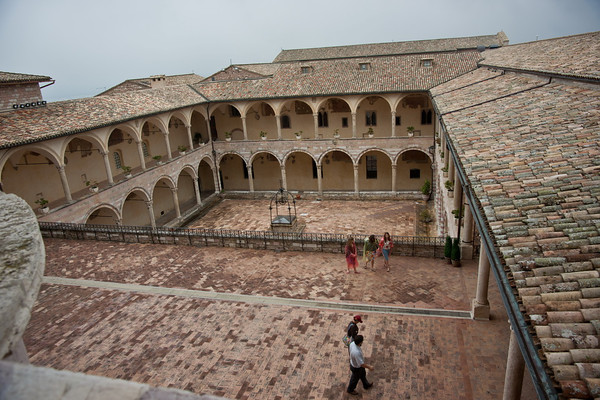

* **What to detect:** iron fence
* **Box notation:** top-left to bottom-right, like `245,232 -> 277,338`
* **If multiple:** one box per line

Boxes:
39,222 -> 446,258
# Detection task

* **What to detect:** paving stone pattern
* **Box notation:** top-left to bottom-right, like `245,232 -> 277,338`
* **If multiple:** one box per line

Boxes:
23,199 -> 535,399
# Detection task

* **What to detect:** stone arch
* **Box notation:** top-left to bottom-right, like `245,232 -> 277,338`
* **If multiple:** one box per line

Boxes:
357,148 -> 393,191
244,101 -> 277,140
284,150 -> 318,192
210,103 -> 243,142
251,151 -> 282,191
356,95 -> 393,138
278,99 -> 314,140
176,166 -> 198,215
122,188 -> 152,227
320,149 -> 354,191
1,146 -> 64,208
315,97 -> 352,138
107,126 -> 140,178
84,204 -> 121,226
140,119 -> 168,162
197,156 -> 216,198
191,109 -> 210,146
395,148 -> 433,191
152,176 -> 177,226
167,114 -> 190,154
62,135 -> 107,200
218,153 -> 247,191
395,93 -> 434,137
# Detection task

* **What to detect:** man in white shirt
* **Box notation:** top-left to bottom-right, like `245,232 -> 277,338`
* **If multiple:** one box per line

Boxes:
347,335 -> 374,395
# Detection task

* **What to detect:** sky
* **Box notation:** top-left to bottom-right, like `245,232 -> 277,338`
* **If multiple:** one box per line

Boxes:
1,0 -> 599,102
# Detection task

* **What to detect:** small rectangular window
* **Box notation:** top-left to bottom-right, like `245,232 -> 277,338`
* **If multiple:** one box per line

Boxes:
366,155 -> 377,179
366,111 -> 377,126
342,117 -> 348,128
421,58 -> 433,67
410,169 -> 421,179
301,66 -> 312,74
395,116 -> 401,126
359,62 -> 371,70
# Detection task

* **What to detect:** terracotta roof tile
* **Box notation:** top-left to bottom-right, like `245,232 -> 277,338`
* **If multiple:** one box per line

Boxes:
0,71 -> 52,83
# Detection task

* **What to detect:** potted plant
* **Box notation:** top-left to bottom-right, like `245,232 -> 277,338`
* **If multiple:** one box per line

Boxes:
407,126 -> 415,137
419,209 -> 433,223
295,130 -> 303,140
260,131 -> 268,140
35,197 -> 49,213
333,128 -> 340,138
121,165 -> 132,178
152,155 -> 163,165
444,236 -> 452,264
178,145 -> 188,155
451,237 -> 461,267
421,179 -> 431,201
367,127 -> 374,138
445,180 -> 454,191
225,131 -> 232,141
86,180 -> 99,193
442,166 -> 448,177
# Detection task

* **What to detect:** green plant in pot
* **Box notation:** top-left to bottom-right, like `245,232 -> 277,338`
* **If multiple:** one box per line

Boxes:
407,126 -> 415,137
260,131 -> 267,140
444,236 -> 452,264
451,237 -> 461,267
121,166 -> 132,178
421,179 -> 431,200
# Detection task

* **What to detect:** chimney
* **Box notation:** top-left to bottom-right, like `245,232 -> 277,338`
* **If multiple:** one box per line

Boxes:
150,75 -> 166,89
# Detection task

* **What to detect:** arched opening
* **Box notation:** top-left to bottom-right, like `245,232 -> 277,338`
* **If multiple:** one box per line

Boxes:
279,100 -> 313,140
358,150 -> 393,191
108,128 -> 139,179
168,116 -> 188,156
142,121 -> 167,165
177,169 -> 197,214
285,152 -> 318,191
219,154 -> 247,191
1,149 -> 62,210
246,102 -> 276,140
357,95 -> 390,137
122,190 -> 152,226
252,152 -> 281,191
212,104 -> 243,141
321,151 -> 354,191
395,150 -> 432,191
396,94 -> 434,137
318,98 -> 351,138
198,159 -> 216,198
191,111 -> 209,146
85,206 -> 119,226
64,137 -> 105,200
153,178 -> 176,225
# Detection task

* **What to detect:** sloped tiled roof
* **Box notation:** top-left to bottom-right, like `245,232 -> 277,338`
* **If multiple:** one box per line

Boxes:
194,51 -> 483,101
479,31 -> 600,81
432,34 -> 600,399
0,85 -> 206,148
273,32 -> 508,62
0,71 -> 52,84
203,65 -> 271,82
97,73 -> 203,96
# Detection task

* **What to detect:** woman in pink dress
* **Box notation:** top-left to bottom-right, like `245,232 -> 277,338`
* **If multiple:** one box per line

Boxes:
345,236 -> 359,274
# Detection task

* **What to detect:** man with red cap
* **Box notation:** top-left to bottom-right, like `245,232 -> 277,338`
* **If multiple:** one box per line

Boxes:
347,315 -> 362,342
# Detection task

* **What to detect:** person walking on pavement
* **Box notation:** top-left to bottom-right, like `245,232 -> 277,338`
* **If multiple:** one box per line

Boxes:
347,335 -> 374,395
379,232 -> 394,272
347,315 -> 362,341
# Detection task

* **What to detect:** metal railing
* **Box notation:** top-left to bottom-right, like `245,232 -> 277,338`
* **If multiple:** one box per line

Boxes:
39,222 -> 446,258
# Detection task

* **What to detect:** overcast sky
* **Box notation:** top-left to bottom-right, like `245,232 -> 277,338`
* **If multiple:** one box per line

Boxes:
1,0 -> 599,102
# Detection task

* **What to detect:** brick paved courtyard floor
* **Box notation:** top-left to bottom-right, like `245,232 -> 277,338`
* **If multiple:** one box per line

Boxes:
23,200 -> 535,399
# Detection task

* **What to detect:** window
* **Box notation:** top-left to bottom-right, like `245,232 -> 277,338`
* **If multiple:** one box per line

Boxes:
366,155 -> 377,179
301,66 -> 312,74
230,106 -> 240,117
342,117 -> 348,128
318,111 -> 328,127
421,58 -> 433,67
395,116 -> 401,126
281,115 -> 291,129
142,142 -> 150,157
421,110 -> 432,125
113,151 -> 122,170
410,169 -> 421,179
359,62 -> 371,70
366,111 -> 377,126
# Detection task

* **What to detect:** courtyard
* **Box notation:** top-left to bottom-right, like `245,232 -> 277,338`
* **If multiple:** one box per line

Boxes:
23,200 -> 535,399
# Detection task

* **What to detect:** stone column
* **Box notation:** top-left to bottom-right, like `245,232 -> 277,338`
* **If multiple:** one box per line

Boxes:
145,200 -> 156,228
503,325 -> 525,400
100,151 -> 115,185
57,165 -> 73,203
247,165 -> 254,192
193,177 -> 202,205
205,118 -> 213,143
170,188 -> 181,218
241,116 -> 248,140
213,164 -> 221,192
280,165 -> 287,190
136,140 -> 147,171
186,125 -> 194,150
391,111 -> 396,138
391,164 -> 397,193
471,246 -> 491,320
164,133 -> 173,160
453,170 -> 463,214
317,165 -> 323,196
442,133 -> 449,173
461,203 -> 474,259
351,112 -> 357,138
275,114 -> 282,140
313,113 -> 319,139
353,164 -> 359,195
